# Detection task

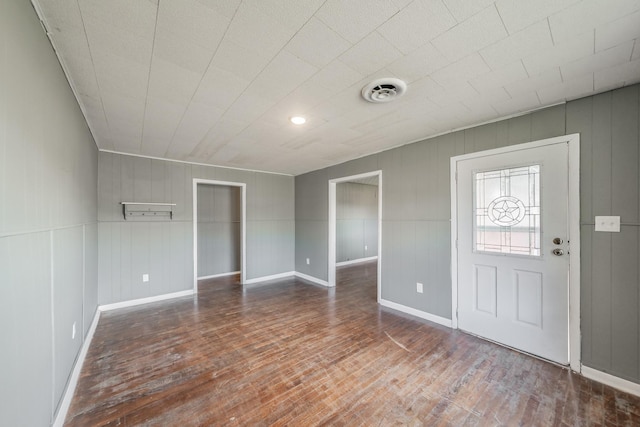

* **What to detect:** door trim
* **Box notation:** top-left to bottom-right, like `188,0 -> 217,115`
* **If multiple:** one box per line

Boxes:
450,134 -> 580,371
328,170 -> 382,302
193,179 -> 247,291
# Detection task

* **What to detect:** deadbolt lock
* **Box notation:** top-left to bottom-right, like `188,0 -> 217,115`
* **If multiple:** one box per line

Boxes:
552,237 -> 563,245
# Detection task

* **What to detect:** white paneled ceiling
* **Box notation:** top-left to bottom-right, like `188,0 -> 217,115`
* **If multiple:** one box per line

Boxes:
33,0 -> 640,175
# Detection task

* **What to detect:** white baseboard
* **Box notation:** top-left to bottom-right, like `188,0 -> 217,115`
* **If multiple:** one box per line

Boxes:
243,271 -> 295,285
379,298 -> 453,328
197,271 -> 240,280
53,309 -> 101,427
336,256 -> 378,267
241,271 -> 331,287
581,365 -> 640,397
294,271 -> 331,287
99,290 -> 194,311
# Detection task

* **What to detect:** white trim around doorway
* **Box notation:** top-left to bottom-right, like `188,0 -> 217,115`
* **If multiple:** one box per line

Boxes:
193,179 -> 247,291
450,134 -> 581,371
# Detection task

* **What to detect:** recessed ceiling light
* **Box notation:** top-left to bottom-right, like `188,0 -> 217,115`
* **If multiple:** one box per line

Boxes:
290,116 -> 306,125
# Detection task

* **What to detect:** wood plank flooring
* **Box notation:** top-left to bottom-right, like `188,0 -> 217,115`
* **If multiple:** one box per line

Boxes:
66,262 -> 640,426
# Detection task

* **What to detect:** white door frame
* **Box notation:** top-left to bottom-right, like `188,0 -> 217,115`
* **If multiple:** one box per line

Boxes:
450,134 -> 581,371
193,179 -> 247,291
328,171 -> 382,301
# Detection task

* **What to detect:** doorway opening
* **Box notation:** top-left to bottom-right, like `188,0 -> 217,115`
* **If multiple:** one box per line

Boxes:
329,171 -> 382,301
193,179 -> 246,291
450,134 -> 580,370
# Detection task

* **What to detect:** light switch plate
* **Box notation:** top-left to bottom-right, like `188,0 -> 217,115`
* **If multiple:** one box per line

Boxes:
595,216 -> 620,232
142,274 -> 149,282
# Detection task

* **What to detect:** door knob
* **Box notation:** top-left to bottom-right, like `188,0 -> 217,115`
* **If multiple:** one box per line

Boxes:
552,237 -> 563,245
552,248 -> 564,256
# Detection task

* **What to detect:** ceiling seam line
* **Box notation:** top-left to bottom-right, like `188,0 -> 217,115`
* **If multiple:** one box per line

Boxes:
162,1 -> 243,158
219,7 -> 455,159
546,17 -> 556,46
197,0 -> 439,162
440,1 -> 458,24
138,0 -> 161,153
192,1 -> 333,162
521,59 -> 531,79
494,3 -> 510,36
75,0 -> 114,150
29,1 -> 102,152
99,149 -> 293,176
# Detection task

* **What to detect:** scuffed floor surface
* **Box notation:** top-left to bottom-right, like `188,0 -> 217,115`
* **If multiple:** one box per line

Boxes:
66,262 -> 640,426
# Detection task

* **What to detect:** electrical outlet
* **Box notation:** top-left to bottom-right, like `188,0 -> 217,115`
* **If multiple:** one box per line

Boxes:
142,274 -> 149,282
595,216 -> 620,232
72,322 -> 76,340
417,282 -> 423,294
306,258 -> 310,265
364,245 -> 368,251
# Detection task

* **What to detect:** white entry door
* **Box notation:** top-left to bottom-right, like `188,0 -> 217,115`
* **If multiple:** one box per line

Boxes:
454,140 -> 570,364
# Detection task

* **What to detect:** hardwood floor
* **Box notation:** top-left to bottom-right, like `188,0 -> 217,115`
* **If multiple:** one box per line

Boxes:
66,262 -> 640,426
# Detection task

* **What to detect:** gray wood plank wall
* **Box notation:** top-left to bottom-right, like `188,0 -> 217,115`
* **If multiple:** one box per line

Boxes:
336,182 -> 378,262
98,152 -> 295,304
0,1 -> 99,424
296,84 -> 640,384
567,86 -> 640,383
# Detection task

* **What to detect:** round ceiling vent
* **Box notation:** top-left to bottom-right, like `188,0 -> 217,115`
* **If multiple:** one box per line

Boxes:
361,78 -> 407,103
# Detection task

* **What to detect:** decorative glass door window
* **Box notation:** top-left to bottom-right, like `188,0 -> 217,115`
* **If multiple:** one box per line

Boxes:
474,165 -> 541,256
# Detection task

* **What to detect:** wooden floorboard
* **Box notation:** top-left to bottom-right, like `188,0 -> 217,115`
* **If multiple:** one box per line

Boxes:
66,262 -> 640,426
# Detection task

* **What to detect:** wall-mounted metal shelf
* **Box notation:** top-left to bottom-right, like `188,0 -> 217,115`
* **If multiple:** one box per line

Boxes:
120,202 -> 176,220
